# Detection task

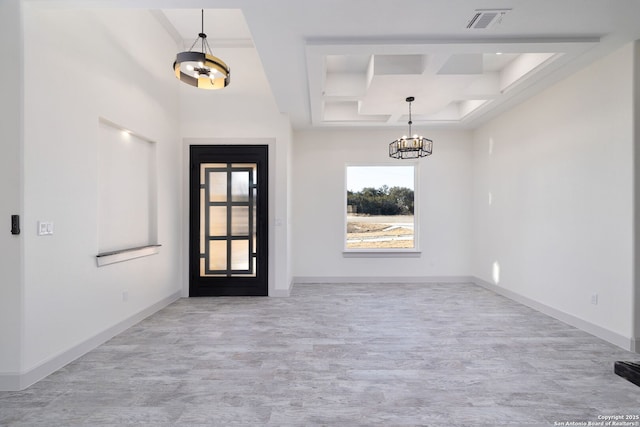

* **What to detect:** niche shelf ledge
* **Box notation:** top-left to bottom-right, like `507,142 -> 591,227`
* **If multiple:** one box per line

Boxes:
96,244 -> 161,267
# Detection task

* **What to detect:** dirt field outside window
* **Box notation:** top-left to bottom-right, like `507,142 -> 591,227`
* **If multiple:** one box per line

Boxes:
346,215 -> 414,249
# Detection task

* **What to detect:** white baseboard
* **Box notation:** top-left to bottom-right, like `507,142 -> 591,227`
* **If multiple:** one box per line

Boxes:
294,276 -> 475,284
472,276 -> 635,353
270,279 -> 293,297
0,290 -> 181,391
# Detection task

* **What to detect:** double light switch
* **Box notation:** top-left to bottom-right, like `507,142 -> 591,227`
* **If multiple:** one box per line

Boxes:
38,221 -> 54,236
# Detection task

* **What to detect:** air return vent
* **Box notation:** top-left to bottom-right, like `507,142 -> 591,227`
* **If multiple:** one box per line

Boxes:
466,9 -> 511,29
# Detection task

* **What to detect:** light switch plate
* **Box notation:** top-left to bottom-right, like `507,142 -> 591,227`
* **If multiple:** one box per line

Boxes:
38,221 -> 54,236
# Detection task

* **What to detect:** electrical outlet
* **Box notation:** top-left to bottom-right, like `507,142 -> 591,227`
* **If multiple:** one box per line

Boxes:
591,293 -> 598,305
122,291 -> 129,302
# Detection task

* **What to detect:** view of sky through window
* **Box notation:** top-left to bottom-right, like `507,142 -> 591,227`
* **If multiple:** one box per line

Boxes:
347,166 -> 414,192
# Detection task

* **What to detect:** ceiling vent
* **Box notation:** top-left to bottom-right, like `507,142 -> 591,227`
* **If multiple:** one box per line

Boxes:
466,9 -> 511,29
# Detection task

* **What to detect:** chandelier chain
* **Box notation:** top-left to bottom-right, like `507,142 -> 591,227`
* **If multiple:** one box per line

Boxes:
204,38 -> 214,56
187,36 -> 200,52
408,100 -> 413,135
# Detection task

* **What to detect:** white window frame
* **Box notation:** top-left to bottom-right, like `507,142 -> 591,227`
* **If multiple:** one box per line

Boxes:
343,162 -> 421,258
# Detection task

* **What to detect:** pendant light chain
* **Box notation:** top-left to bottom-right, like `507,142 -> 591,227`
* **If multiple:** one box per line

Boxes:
187,30 -> 200,52
408,100 -> 413,136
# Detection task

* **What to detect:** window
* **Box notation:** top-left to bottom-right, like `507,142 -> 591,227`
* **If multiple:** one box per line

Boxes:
345,165 -> 417,251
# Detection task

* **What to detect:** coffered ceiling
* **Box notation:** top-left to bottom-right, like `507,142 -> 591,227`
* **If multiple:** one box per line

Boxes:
152,1 -> 640,129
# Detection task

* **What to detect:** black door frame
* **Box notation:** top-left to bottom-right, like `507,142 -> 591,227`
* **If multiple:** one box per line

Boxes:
189,145 -> 268,296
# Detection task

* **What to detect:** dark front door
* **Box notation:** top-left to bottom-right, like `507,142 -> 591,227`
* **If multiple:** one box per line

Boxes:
189,145 -> 268,296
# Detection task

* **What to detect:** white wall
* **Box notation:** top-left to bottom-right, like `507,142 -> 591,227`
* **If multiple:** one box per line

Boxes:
179,45 -> 293,296
292,129 -> 472,280
471,44 -> 635,341
20,6 -> 182,376
0,0 -> 24,379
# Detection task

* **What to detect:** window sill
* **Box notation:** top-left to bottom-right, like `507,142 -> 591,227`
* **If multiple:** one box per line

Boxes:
342,250 -> 421,258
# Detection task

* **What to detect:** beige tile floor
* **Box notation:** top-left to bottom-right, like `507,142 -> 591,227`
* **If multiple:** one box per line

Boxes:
1,282 -> 639,426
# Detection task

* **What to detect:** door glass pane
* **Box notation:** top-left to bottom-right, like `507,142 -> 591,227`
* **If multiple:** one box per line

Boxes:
231,171 -> 249,202
231,240 -> 249,270
209,171 -> 227,202
231,206 -> 249,236
208,240 -> 227,271
209,206 -> 227,236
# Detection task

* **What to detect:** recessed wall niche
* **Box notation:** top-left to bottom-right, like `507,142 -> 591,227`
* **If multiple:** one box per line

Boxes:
96,118 -> 159,266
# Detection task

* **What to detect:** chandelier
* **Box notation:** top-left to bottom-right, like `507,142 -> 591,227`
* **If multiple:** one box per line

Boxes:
173,9 -> 230,90
389,97 -> 433,159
